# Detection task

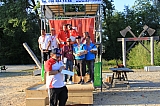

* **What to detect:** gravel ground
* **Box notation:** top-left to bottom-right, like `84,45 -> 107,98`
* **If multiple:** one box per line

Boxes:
0,66 -> 160,106
94,71 -> 160,105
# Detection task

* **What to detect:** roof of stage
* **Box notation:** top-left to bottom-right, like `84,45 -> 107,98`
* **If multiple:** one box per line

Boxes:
46,4 -> 99,16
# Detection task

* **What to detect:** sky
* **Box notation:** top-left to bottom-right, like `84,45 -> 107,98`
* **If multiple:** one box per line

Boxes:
113,0 -> 136,12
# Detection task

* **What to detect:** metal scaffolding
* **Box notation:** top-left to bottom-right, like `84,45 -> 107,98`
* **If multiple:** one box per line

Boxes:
40,2 -> 103,91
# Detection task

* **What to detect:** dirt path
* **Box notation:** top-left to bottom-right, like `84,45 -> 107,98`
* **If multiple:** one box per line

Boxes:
0,67 -> 160,106
0,72 -> 41,106
94,71 -> 160,105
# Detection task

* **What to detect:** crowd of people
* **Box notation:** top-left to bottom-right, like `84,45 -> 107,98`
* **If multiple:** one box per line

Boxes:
38,24 -> 97,106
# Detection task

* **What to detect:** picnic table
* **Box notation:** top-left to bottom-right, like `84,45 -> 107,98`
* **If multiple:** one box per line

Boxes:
109,67 -> 134,88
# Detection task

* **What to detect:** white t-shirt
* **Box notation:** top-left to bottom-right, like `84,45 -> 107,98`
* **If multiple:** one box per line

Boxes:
50,35 -> 58,49
46,61 -> 65,88
38,35 -> 51,50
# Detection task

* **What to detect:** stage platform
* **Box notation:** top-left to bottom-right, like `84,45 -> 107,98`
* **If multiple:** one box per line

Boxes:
26,82 -> 94,106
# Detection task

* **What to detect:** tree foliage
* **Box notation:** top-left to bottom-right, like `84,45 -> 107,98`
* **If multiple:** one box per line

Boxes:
0,0 -> 40,65
102,0 -> 160,65
127,41 -> 160,68
0,0 -> 160,66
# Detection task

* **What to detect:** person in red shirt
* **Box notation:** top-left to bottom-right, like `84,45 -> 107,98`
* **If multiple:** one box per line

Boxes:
67,24 -> 78,37
45,48 -> 68,106
67,24 -> 78,44
57,24 -> 69,48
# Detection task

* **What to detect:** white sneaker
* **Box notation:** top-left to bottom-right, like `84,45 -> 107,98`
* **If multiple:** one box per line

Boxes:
64,82 -> 67,85
91,81 -> 93,84
68,81 -> 74,84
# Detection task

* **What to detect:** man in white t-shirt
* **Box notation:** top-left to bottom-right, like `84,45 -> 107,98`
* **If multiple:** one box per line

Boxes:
45,48 -> 68,106
50,28 -> 58,49
38,29 -> 51,62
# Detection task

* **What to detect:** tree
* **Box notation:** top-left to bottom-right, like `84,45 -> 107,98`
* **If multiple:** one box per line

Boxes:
0,0 -> 40,64
102,0 -> 128,60
102,0 -> 160,63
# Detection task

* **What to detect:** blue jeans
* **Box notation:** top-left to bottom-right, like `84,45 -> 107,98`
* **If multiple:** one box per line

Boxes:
86,59 -> 95,81
64,59 -> 73,82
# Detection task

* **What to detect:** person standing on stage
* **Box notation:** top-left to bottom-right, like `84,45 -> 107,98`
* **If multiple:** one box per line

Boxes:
38,29 -> 51,62
50,28 -> 58,49
81,31 -> 92,44
45,48 -> 68,106
57,24 -> 69,48
67,24 -> 78,42
62,38 -> 74,84
85,36 -> 97,83
73,36 -> 87,84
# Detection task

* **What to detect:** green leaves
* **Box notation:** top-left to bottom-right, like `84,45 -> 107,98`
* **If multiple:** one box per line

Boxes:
22,19 -> 27,32
127,41 -> 160,67
102,0 -> 160,63
0,0 -> 40,65
8,18 -> 19,27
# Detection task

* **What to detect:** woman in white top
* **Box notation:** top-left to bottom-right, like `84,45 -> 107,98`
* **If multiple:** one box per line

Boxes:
50,28 -> 58,49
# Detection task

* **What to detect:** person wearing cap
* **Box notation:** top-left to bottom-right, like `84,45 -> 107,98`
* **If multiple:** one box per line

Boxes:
62,38 -> 74,84
50,28 -> 58,49
45,48 -> 68,106
38,29 -> 51,62
85,36 -> 97,84
73,36 -> 87,84
57,24 -> 69,48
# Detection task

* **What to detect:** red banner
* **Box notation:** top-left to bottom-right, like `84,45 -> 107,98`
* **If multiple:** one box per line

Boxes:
49,17 -> 95,42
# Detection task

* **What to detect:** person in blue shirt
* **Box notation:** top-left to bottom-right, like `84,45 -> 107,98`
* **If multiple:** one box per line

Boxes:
73,36 -> 87,84
85,36 -> 97,83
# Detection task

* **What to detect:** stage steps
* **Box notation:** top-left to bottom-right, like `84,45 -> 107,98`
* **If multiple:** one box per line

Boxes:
25,82 -> 94,106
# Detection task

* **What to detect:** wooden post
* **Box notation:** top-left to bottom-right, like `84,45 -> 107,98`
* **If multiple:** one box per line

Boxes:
23,43 -> 41,69
150,36 -> 154,65
122,38 -> 126,67
118,36 -> 159,66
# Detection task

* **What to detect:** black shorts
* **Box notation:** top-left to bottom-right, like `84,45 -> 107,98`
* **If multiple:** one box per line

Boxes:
42,50 -> 51,61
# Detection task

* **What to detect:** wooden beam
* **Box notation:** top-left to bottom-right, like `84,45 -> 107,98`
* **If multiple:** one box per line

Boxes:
65,12 -> 85,15
86,11 -> 97,14
117,36 -> 159,42
23,43 -> 41,69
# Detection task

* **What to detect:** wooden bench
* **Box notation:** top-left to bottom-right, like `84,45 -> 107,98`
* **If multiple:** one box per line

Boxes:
0,65 -> 7,72
25,82 -> 94,106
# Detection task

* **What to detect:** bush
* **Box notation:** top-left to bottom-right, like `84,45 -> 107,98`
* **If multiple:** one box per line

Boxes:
127,41 -> 160,68
102,59 -> 122,71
